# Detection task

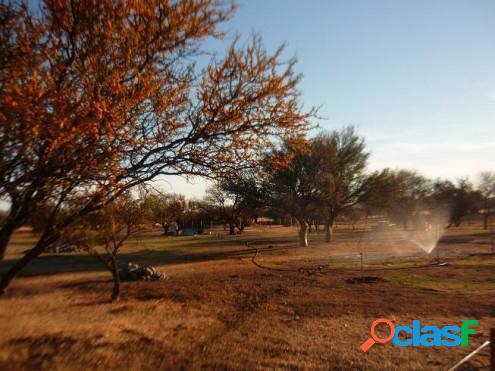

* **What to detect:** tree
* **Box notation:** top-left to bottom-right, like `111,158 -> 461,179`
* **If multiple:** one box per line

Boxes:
340,206 -> 366,230
69,193 -> 144,301
92,195 -> 145,301
263,128 -> 383,245
0,1 -> 313,294
429,179 -> 480,227
204,176 -> 260,234
370,170 -> 431,229
260,130 -> 381,246
263,138 -> 318,247
143,191 -> 185,235
311,128 -> 378,242
479,172 -> 495,230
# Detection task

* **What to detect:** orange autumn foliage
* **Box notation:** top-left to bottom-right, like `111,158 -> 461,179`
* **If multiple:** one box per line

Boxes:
0,0 -> 314,293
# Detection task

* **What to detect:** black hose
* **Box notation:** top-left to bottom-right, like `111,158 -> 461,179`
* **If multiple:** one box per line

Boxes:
250,246 -> 443,274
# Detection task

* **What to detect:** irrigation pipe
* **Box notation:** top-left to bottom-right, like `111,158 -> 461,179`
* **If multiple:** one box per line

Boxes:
447,340 -> 490,371
250,248 -> 301,273
249,245 -> 437,274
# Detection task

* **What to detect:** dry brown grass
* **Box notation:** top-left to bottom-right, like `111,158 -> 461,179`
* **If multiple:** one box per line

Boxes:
1,226 -> 494,370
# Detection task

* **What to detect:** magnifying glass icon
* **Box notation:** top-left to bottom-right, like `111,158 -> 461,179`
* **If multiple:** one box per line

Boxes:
360,318 -> 395,352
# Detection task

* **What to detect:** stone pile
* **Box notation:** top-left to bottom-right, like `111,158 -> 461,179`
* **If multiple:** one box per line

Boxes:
119,262 -> 166,281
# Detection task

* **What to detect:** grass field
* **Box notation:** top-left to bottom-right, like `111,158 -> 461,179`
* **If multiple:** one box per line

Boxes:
1,224 -> 494,370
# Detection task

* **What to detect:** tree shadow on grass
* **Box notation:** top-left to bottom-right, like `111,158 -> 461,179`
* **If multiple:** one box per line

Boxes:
439,232 -> 494,244
0,243 -> 294,278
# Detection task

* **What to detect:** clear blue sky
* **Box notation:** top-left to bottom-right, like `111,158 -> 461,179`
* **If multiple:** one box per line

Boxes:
167,0 -> 495,197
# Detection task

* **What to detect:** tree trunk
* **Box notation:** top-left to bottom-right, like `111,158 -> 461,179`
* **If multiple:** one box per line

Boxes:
1,196 -> 102,295
110,255 -> 121,302
484,213 -> 489,230
229,223 -> 236,235
0,202 -> 29,261
0,217 -> 18,261
0,230 -> 59,296
308,223 -> 313,234
324,218 -> 334,243
298,220 -> 308,247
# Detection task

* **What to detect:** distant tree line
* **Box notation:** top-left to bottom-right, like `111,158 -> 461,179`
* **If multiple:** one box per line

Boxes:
205,128 -> 495,247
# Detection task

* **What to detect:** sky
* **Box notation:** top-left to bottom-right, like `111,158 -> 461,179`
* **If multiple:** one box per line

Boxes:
23,0 -> 495,200
163,0 -> 495,198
